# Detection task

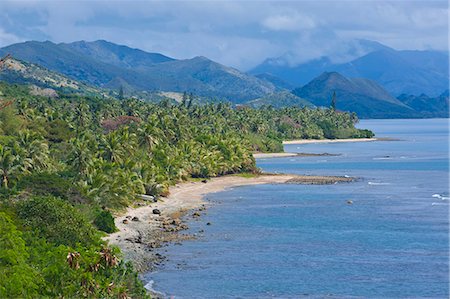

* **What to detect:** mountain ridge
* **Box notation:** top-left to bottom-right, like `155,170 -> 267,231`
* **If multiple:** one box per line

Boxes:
0,40 -> 276,103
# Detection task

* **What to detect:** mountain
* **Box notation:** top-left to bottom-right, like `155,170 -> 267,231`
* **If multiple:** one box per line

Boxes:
397,91 -> 449,118
250,41 -> 449,97
0,40 -> 276,103
0,55 -> 108,97
293,72 -> 416,118
254,73 -> 293,90
63,40 -> 175,70
333,49 -> 449,96
246,91 -> 314,109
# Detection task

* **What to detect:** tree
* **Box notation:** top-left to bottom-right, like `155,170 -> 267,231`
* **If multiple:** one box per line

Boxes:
0,212 -> 40,298
118,85 -> 124,100
330,91 -> 337,110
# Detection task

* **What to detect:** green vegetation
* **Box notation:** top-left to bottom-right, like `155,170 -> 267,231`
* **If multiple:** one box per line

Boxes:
0,81 -> 372,297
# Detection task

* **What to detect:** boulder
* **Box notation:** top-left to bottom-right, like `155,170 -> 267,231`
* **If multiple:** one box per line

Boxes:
140,194 -> 155,201
152,209 -> 161,215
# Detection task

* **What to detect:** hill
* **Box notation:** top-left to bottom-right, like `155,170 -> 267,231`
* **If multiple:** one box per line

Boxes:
0,55 -> 109,98
0,40 -> 276,103
293,72 -> 416,118
397,91 -> 449,118
250,41 -> 449,97
246,91 -> 314,109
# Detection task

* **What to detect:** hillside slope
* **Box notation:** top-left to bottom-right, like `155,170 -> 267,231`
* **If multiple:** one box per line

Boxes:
0,55 -> 108,97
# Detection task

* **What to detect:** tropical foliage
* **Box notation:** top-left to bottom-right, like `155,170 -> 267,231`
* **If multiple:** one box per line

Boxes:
0,81 -> 373,298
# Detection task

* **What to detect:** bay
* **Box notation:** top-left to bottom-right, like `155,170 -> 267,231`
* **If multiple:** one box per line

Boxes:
146,118 -> 449,298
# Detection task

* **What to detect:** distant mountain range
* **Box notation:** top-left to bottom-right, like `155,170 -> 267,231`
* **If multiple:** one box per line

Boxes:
0,39 -> 448,118
250,41 -> 449,97
0,40 -> 276,103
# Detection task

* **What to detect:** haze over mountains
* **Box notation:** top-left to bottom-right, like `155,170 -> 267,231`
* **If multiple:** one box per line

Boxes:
0,39 -> 448,118
250,40 -> 449,97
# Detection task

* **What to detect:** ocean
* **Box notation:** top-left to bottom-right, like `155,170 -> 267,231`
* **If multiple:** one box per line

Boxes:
145,118 -> 449,298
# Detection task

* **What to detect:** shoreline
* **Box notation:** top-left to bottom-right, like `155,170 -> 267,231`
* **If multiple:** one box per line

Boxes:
105,173 -> 354,273
282,137 -> 378,145
253,152 -> 340,159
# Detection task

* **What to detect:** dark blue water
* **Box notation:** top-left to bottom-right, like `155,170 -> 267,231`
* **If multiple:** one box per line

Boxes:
146,119 -> 449,298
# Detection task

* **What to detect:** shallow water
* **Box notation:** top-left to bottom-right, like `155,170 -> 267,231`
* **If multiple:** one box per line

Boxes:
145,118 -> 449,298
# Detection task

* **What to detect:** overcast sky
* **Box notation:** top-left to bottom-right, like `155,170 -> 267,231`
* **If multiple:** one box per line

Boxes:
0,0 -> 448,70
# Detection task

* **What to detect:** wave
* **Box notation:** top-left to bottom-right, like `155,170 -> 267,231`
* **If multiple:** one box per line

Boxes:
432,202 -> 449,206
144,280 -> 167,298
432,194 -> 450,200
368,182 -> 391,185
373,157 -> 393,160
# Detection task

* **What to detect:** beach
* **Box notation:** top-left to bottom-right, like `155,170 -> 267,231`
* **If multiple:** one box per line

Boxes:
105,173 -> 354,273
253,152 -> 341,158
282,137 -> 378,145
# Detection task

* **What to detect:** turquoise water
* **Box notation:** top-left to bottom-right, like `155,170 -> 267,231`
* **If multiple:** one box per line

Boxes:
146,119 -> 449,298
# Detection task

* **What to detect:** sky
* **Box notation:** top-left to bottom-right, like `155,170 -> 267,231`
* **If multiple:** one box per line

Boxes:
0,0 -> 448,70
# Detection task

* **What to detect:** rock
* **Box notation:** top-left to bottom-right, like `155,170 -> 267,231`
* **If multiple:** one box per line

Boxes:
132,216 -> 140,222
122,219 -> 129,224
152,209 -> 161,215
140,194 -> 155,201
126,215 -> 132,219
346,200 -> 353,205
206,222 -> 212,226
201,179 -> 208,183
192,212 -> 201,218
171,218 -> 182,225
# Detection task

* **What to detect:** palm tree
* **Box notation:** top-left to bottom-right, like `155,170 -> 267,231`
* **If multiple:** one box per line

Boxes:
0,143 -> 30,188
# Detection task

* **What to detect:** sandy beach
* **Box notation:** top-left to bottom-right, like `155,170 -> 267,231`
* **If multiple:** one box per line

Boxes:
283,137 -> 378,145
253,152 -> 299,158
105,173 -> 354,272
253,152 -> 341,159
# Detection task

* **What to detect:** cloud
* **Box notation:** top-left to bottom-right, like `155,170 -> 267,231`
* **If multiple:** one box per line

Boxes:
0,0 -> 447,70
262,12 -> 316,31
0,28 -> 22,48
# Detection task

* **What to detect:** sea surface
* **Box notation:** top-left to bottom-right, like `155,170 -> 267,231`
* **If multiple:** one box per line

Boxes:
145,118 -> 449,298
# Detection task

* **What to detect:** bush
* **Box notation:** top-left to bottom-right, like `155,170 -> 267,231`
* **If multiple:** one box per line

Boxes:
0,212 -> 40,298
18,173 -> 72,200
16,196 -> 99,247
93,209 -> 117,233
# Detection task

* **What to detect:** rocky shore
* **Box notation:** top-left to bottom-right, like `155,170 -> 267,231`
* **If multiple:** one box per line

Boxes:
105,173 -> 355,275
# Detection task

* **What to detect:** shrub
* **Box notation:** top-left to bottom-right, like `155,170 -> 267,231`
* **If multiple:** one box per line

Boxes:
93,209 -> 117,233
17,196 -> 99,247
0,212 -> 40,298
18,173 -> 72,200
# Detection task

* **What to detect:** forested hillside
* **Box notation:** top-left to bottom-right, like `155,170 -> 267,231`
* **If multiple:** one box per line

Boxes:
0,82 -> 372,298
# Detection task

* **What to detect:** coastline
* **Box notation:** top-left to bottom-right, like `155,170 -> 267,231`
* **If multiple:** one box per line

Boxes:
282,137 -> 378,145
253,152 -> 340,159
105,173 -> 354,273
